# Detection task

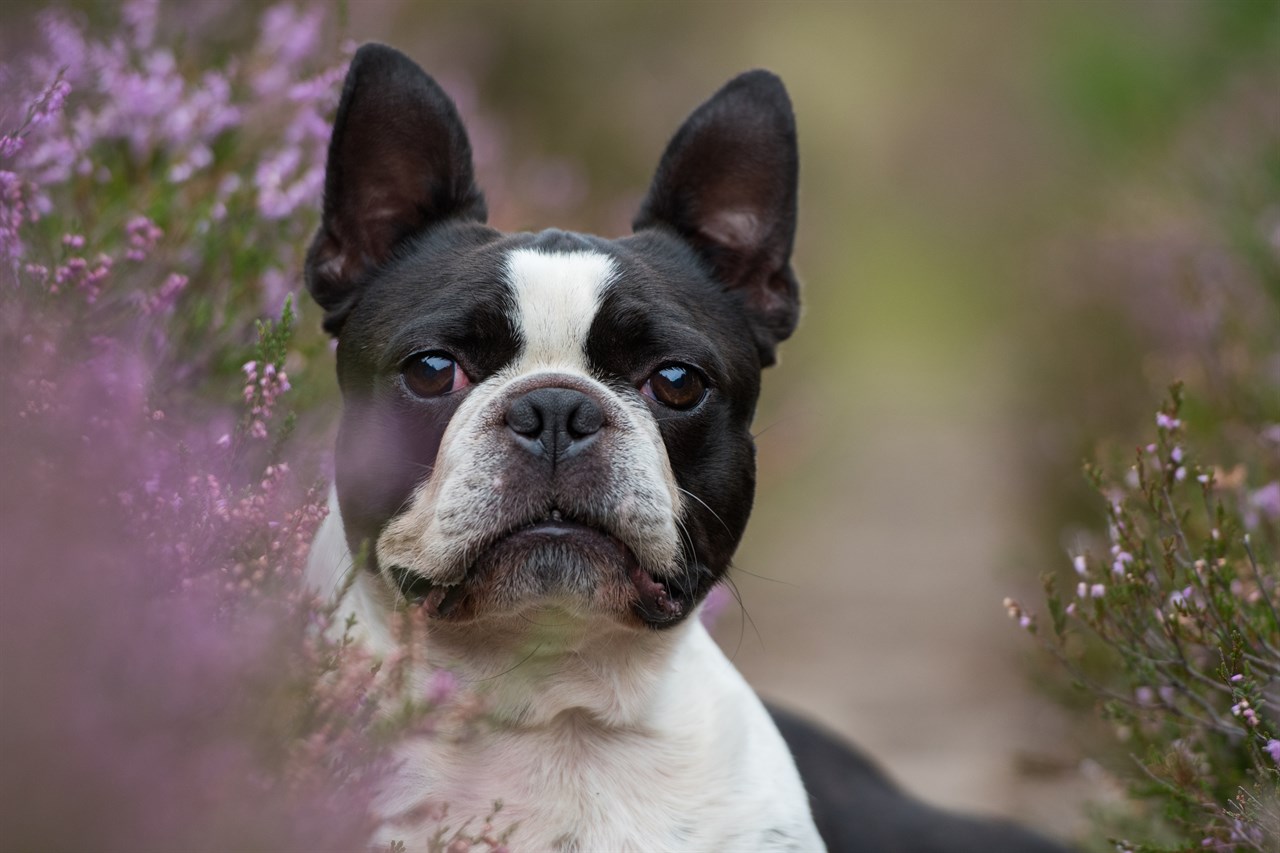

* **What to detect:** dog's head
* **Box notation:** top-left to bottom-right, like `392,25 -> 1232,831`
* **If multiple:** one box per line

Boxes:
306,45 -> 798,631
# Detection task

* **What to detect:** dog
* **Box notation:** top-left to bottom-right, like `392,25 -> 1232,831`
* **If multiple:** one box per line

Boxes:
304,43 -> 1071,853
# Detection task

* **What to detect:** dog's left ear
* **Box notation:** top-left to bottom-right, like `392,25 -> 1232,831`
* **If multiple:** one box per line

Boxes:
306,43 -> 486,336
633,70 -> 799,366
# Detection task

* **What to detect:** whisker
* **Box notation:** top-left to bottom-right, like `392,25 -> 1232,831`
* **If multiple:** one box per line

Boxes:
723,573 -> 763,662
676,485 -> 732,536
466,642 -> 544,684
751,414 -> 799,440
729,564 -> 796,587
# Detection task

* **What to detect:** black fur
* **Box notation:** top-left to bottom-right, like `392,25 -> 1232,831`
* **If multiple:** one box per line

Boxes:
634,69 -> 801,366
306,44 -> 487,336
769,705 -> 1074,853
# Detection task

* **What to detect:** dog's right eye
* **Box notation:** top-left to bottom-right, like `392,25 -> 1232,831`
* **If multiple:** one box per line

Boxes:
402,352 -> 470,398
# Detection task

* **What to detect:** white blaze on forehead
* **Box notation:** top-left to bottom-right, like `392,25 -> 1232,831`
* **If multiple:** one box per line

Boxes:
505,248 -> 615,370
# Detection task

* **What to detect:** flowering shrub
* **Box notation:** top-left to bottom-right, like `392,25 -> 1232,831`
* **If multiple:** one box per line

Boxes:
1008,382 -> 1279,852
998,5 -> 1280,844
0,3 -> 513,850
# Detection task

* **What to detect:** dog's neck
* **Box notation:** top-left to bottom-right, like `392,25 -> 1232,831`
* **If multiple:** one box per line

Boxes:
307,493 -> 693,730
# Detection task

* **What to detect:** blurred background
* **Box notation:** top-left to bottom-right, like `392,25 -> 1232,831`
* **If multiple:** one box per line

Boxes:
3,0 -> 1276,846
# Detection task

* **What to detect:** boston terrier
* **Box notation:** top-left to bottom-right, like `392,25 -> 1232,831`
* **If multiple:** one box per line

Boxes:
304,43 -> 1071,853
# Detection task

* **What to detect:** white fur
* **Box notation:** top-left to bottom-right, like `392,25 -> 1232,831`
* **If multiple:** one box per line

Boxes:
308,498 -> 824,852
505,248 -> 612,372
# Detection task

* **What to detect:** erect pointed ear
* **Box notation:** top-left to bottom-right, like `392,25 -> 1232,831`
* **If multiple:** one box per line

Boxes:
633,70 -> 799,366
305,43 -> 487,336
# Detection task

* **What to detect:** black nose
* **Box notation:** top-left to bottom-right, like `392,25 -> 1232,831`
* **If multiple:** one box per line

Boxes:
505,387 -> 605,460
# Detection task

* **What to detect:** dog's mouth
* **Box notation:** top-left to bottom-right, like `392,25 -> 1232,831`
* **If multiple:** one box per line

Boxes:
385,507 -> 685,627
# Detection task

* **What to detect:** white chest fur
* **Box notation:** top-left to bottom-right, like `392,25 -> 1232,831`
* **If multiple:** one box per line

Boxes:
306,502 -> 824,852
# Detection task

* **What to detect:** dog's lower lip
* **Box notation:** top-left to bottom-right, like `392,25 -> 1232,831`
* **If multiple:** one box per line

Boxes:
628,562 -> 683,623
386,565 -> 464,617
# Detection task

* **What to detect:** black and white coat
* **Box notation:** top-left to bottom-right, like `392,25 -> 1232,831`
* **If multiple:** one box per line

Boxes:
304,44 -> 1070,853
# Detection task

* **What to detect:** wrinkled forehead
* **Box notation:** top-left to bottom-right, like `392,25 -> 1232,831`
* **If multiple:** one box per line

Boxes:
340,226 -> 740,387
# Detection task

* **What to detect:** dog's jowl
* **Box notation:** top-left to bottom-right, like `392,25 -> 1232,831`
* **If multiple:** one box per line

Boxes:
305,43 -> 1070,853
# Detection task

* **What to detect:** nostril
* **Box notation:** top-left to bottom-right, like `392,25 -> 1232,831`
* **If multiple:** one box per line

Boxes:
505,386 -> 606,458
567,398 -> 604,438
505,396 -> 542,437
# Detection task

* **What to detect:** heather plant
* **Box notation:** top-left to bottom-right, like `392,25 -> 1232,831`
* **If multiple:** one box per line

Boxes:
1008,383 -> 1279,852
997,6 -> 1280,845
0,3 -> 513,850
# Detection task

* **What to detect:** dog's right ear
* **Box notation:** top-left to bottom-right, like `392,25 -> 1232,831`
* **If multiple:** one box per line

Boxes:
306,43 -> 486,336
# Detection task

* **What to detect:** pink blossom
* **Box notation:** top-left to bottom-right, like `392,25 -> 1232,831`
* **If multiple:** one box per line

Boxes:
700,582 -> 732,627
1246,482 -> 1280,531
427,669 -> 460,705
141,272 -> 188,315
121,0 -> 159,50
125,215 -> 163,261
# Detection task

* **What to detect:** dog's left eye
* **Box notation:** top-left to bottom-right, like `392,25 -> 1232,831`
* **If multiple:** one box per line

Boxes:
641,363 -> 707,410
402,352 -> 470,398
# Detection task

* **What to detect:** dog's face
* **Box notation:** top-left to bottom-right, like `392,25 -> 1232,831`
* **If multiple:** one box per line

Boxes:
306,45 -> 799,630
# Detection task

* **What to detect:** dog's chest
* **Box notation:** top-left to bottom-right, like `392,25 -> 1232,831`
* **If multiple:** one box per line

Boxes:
385,720 -> 691,850
368,633 -> 823,852
382,714 -> 814,853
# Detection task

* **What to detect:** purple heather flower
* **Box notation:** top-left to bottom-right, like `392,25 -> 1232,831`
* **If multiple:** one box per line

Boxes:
1267,739 -> 1280,764
141,272 -> 188,315
1156,412 -> 1181,430
122,0 -> 159,50
1247,482 -> 1280,528
1072,554 -> 1087,575
1090,583 -> 1106,598
426,668 -> 459,705
35,13 -> 89,87
701,583 -> 732,628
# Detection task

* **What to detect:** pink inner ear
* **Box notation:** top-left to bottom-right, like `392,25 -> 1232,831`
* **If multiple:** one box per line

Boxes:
700,208 -> 764,253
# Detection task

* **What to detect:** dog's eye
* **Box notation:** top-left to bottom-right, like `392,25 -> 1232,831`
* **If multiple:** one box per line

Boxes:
641,363 -> 707,410
402,352 -> 470,398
